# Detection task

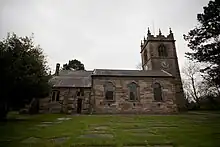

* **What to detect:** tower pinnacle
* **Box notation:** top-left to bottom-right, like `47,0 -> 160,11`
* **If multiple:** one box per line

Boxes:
140,40 -> 143,47
147,27 -> 151,35
159,29 -> 162,35
169,28 -> 173,34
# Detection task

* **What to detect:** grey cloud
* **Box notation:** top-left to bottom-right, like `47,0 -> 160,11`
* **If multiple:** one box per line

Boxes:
0,0 -> 210,72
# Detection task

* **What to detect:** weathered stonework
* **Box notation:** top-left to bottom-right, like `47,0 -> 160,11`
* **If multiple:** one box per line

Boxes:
40,87 -> 91,114
141,29 -> 186,110
39,28 -> 185,114
91,76 -> 177,114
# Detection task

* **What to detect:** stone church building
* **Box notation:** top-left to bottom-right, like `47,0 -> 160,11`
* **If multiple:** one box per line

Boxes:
40,28 -> 185,114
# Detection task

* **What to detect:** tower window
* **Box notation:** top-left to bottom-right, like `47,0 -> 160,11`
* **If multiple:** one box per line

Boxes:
158,44 -> 168,57
128,82 -> 138,101
104,82 -> 115,101
153,83 -> 163,101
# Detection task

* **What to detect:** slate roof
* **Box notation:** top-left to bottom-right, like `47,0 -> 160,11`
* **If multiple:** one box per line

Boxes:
49,70 -> 92,88
58,70 -> 93,77
49,69 -> 172,88
92,69 -> 172,77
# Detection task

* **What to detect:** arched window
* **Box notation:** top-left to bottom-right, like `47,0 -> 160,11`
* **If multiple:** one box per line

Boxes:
128,82 -> 138,101
51,90 -> 60,102
104,82 -> 115,101
158,44 -> 168,57
153,83 -> 163,101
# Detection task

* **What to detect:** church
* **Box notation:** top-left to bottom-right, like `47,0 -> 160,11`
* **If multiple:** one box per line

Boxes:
40,28 -> 185,114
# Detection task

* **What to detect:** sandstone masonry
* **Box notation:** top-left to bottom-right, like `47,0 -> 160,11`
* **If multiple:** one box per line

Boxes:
40,28 -> 185,114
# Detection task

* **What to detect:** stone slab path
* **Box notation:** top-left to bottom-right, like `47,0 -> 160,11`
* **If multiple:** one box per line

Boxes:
21,137 -> 41,144
50,136 -> 70,144
79,134 -> 114,139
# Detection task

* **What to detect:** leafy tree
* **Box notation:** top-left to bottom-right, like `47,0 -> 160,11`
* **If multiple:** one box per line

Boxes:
184,0 -> 220,87
0,33 -> 51,120
62,59 -> 85,70
202,74 -> 220,97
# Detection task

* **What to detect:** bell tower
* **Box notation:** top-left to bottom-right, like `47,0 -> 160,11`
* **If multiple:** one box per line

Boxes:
140,28 -> 186,110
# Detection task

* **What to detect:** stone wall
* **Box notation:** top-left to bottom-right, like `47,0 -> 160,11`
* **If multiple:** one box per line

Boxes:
141,35 -> 186,110
91,76 -> 177,114
40,87 -> 91,114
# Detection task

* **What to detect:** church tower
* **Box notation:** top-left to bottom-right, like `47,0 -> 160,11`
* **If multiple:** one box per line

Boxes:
140,28 -> 186,110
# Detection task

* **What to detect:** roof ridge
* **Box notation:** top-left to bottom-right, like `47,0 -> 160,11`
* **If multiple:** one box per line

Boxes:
95,68 -> 142,71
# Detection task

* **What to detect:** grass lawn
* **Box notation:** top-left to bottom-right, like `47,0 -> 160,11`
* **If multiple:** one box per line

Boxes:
0,112 -> 220,147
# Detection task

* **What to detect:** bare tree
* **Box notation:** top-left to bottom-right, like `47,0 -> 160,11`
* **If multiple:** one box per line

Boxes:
181,60 -> 204,104
182,79 -> 193,102
136,62 -> 143,70
182,59 -> 220,110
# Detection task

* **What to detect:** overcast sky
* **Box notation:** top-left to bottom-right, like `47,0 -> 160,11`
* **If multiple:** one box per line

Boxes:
0,0 -> 209,72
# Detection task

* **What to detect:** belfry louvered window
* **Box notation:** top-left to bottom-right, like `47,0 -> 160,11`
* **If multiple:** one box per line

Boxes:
158,44 -> 168,57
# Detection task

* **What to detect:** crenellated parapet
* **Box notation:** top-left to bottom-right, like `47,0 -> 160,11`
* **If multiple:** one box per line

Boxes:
140,28 -> 175,52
